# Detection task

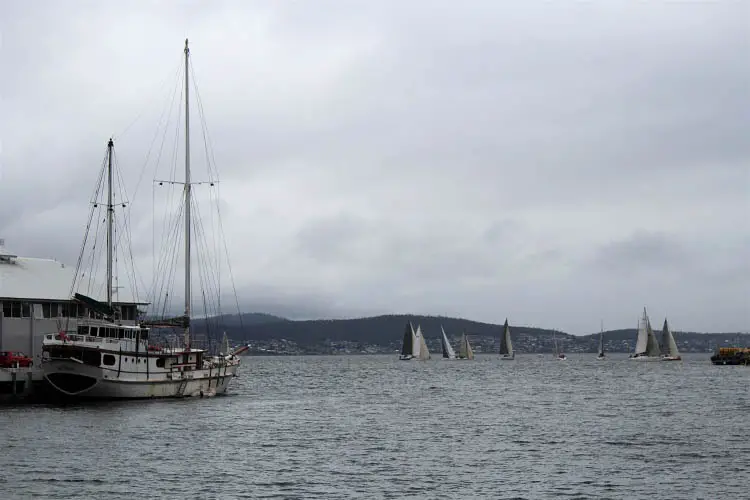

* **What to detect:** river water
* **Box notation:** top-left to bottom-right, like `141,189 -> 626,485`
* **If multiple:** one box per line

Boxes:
1,353 -> 747,499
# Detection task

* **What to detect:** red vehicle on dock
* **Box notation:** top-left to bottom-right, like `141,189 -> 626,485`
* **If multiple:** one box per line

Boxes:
0,351 -> 33,368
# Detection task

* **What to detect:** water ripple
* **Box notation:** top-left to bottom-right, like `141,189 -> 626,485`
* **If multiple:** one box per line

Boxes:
1,353 -> 748,499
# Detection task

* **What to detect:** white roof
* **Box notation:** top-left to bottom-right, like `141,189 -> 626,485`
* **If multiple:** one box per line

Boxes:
0,255 -> 146,304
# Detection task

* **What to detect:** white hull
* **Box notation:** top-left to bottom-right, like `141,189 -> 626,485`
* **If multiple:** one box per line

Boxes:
661,356 -> 682,362
499,354 -> 515,361
596,355 -> 606,360
629,356 -> 661,362
43,359 -> 238,399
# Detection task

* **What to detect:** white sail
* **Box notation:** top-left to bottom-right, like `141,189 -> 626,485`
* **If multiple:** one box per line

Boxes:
441,326 -> 456,359
417,332 -> 431,360
499,319 -> 513,357
634,308 -> 650,355
645,317 -> 661,357
411,324 -> 421,358
661,318 -> 680,357
459,332 -> 474,360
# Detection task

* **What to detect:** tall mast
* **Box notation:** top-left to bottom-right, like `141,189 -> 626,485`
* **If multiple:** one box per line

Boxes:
106,138 -> 114,308
183,38 -> 192,348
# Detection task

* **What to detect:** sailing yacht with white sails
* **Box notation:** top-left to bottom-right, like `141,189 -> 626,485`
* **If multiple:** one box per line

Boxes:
440,325 -> 456,359
457,332 -> 475,360
399,322 -> 430,360
41,40 -> 241,398
415,325 -> 431,360
660,318 -> 682,361
597,322 -> 606,360
629,307 -> 662,361
499,319 -> 514,360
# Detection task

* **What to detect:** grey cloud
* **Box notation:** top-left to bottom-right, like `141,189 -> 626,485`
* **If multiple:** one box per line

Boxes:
1,1 -> 748,333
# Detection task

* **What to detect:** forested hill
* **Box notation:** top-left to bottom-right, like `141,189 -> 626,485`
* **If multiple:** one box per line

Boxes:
202,313 -> 745,352
215,313 -> 561,344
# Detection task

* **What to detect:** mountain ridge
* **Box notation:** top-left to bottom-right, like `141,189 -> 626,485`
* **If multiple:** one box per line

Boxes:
206,312 -> 743,348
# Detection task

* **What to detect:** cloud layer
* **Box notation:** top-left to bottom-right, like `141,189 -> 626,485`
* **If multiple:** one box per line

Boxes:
1,1 -> 748,333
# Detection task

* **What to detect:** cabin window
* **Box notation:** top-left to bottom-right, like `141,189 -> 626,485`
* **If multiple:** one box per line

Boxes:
77,325 -> 89,336
60,303 -> 76,318
90,327 -> 99,337
2,302 -> 30,318
102,354 -> 116,366
121,306 -> 135,321
156,357 -> 166,368
141,329 -> 149,341
118,329 -> 125,339
42,303 -> 60,318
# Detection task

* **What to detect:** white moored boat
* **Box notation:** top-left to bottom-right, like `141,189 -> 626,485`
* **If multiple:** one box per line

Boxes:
42,40 -> 241,399
42,322 -> 238,398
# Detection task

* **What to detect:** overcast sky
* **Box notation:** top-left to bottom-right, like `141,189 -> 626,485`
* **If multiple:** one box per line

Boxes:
1,1 -> 748,334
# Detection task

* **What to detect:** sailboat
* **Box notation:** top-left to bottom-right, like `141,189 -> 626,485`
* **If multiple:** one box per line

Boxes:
399,322 -> 415,360
41,40 -> 240,398
596,321 -> 606,360
660,318 -> 682,361
440,325 -> 456,359
499,318 -> 514,360
553,330 -> 567,360
415,325 -> 431,360
629,307 -> 661,361
398,322 -> 415,361
457,332 -> 475,360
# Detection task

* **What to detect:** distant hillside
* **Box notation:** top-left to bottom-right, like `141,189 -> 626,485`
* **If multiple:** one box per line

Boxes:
193,313 -> 746,353
217,314 -> 570,345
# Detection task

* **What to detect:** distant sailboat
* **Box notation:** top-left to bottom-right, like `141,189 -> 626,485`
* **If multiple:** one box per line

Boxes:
415,325 -> 431,360
399,322 -> 415,360
553,330 -> 566,360
630,307 -> 661,361
457,332 -> 474,360
499,319 -> 514,360
440,325 -> 456,359
597,321 -> 606,360
660,318 -> 682,361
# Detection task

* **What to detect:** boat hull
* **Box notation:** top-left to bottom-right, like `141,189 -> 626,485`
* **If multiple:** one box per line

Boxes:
629,355 -> 661,362
42,359 -> 238,399
499,354 -> 514,361
596,355 -> 606,360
